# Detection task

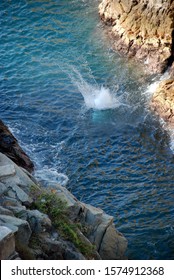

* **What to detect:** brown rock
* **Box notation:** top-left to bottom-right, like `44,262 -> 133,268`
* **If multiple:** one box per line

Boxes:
150,79 -> 174,124
99,0 -> 174,73
0,120 -> 34,173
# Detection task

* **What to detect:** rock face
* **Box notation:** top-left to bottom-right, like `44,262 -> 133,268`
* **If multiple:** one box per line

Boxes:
150,79 -> 174,125
99,0 -> 174,73
0,226 -> 16,260
0,120 -> 34,173
0,152 -> 127,260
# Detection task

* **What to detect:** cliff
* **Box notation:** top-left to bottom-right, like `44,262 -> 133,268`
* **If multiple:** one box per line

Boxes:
99,0 -> 174,73
0,121 -> 127,260
99,0 -> 174,127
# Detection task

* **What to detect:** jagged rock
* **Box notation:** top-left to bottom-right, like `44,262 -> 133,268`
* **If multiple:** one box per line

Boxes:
0,214 -> 32,245
0,206 -> 14,216
0,119 -> 34,172
30,232 -> 86,260
99,0 -> 174,73
0,226 -> 15,260
150,79 -> 174,125
0,152 -> 39,205
18,209 -> 52,233
7,184 -> 32,205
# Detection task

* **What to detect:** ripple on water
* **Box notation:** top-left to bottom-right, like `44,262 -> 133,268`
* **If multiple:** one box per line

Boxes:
1,0 -> 174,260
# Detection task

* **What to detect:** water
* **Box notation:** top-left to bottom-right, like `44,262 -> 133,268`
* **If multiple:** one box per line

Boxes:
1,0 -> 174,260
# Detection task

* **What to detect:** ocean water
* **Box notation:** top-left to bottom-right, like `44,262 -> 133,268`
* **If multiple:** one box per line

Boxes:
1,0 -> 174,260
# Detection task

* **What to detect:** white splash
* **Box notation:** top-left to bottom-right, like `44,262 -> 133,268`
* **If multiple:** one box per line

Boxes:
35,167 -> 69,186
69,66 -> 121,110
82,85 -> 120,110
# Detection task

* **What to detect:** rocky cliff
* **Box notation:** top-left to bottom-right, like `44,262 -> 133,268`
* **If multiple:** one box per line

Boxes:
0,121 -> 127,260
99,0 -> 174,127
99,0 -> 174,73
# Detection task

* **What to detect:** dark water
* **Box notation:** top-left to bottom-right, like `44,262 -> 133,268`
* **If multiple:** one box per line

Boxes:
1,0 -> 174,260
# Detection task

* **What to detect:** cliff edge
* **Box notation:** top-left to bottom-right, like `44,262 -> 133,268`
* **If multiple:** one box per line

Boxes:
99,0 -> 174,126
99,0 -> 174,73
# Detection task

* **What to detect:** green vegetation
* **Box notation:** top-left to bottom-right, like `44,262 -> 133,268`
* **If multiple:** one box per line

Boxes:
30,186 -> 96,258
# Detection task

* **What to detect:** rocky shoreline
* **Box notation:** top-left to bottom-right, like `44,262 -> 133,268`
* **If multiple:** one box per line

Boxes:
0,120 -> 127,260
99,0 -> 174,128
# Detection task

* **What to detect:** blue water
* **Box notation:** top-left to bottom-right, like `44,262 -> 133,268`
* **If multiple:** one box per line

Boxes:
1,0 -> 174,260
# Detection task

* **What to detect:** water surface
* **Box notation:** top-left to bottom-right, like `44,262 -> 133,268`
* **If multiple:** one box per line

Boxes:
1,0 -> 174,259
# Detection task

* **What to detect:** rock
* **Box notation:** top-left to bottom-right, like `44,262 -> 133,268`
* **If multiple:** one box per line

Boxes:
0,152 -> 38,204
0,182 -> 7,195
37,184 -> 127,259
30,232 -> 86,260
150,79 -> 174,125
99,0 -> 174,73
48,184 -> 127,259
0,226 -> 15,260
0,196 -> 23,208
0,149 -> 127,259
18,209 -> 52,233
0,214 -> 32,245
7,184 -> 33,205
80,202 -> 127,259
0,164 -> 16,178
0,119 -> 34,173
0,206 -> 14,216
99,224 -> 128,259
81,203 -> 113,249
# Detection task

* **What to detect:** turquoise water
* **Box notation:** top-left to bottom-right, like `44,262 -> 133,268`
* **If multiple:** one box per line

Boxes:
1,0 -> 174,259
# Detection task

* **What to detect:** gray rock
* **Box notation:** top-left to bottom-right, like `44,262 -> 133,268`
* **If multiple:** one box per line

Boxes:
80,203 -> 113,250
99,224 -> 128,260
38,234 -> 86,260
0,214 -> 32,245
18,209 -> 52,233
6,205 -> 27,215
0,153 -> 38,196
7,183 -> 32,205
0,206 -> 14,216
0,164 -> 16,178
0,196 -> 23,208
45,186 -> 128,259
0,182 -> 7,195
0,226 -> 15,260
